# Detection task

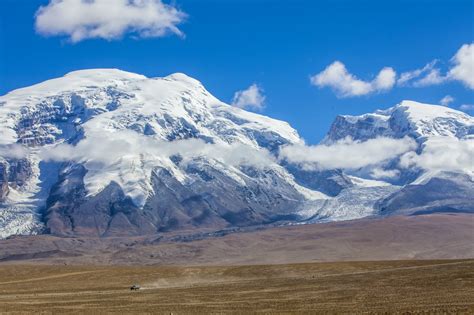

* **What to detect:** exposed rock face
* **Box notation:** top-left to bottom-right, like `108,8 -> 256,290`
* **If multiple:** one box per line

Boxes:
45,162 -> 306,237
377,172 -> 474,215
7,159 -> 33,189
324,113 -> 393,143
0,158 -> 33,201
283,165 -> 353,197
0,160 -> 9,200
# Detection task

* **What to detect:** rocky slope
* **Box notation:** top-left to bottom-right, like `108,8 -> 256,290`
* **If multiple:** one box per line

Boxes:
0,69 -> 472,238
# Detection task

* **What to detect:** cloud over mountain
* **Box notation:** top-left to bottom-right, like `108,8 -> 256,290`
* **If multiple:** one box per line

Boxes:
400,137 -> 474,175
279,137 -> 416,170
40,131 -> 275,169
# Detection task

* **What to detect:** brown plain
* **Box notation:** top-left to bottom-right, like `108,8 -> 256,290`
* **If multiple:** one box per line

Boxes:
0,260 -> 473,314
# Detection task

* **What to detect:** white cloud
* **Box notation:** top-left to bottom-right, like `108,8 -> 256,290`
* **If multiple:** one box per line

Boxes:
279,137 -> 416,170
373,67 -> 397,90
398,60 -> 448,87
40,130 -> 275,168
412,68 -> 447,87
448,43 -> 474,89
232,84 -> 266,110
397,60 -> 438,86
310,61 -> 396,97
39,130 -> 275,206
370,167 -> 400,179
35,0 -> 186,43
0,144 -> 29,159
400,137 -> 474,174
440,95 -> 454,106
397,43 -> 474,90
459,104 -> 474,112
311,43 -> 473,97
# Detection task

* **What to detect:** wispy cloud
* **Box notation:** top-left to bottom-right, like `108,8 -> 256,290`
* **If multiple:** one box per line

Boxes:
412,68 -> 447,87
440,95 -> 454,106
0,144 -> 29,159
397,60 -> 443,87
397,60 -> 438,86
459,104 -> 474,112
232,84 -> 266,110
397,43 -> 474,89
35,0 -> 186,43
310,61 -> 396,97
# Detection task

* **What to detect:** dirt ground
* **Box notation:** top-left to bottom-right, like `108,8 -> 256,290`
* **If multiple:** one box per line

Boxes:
0,259 -> 472,314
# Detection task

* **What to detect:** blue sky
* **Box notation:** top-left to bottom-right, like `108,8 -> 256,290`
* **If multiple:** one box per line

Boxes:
1,0 -> 473,143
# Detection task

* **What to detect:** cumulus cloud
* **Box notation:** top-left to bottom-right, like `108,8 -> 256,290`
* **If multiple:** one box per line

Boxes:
400,137 -> 474,174
310,61 -> 396,97
448,43 -> 474,89
373,67 -> 398,90
279,137 -> 416,170
440,95 -> 455,106
311,43 -> 473,97
35,0 -> 186,43
232,84 -> 266,110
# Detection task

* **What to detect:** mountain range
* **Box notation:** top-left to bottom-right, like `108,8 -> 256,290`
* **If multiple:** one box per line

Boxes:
0,69 -> 472,238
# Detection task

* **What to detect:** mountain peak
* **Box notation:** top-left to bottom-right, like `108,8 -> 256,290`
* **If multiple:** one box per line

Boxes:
324,100 -> 473,144
164,72 -> 202,84
64,68 -> 147,81
396,100 -> 470,121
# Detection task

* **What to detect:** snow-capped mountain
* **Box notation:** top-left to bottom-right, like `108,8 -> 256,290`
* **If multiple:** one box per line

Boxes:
0,69 -> 472,238
318,100 -> 474,217
0,69 -> 322,237
323,100 -> 473,143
